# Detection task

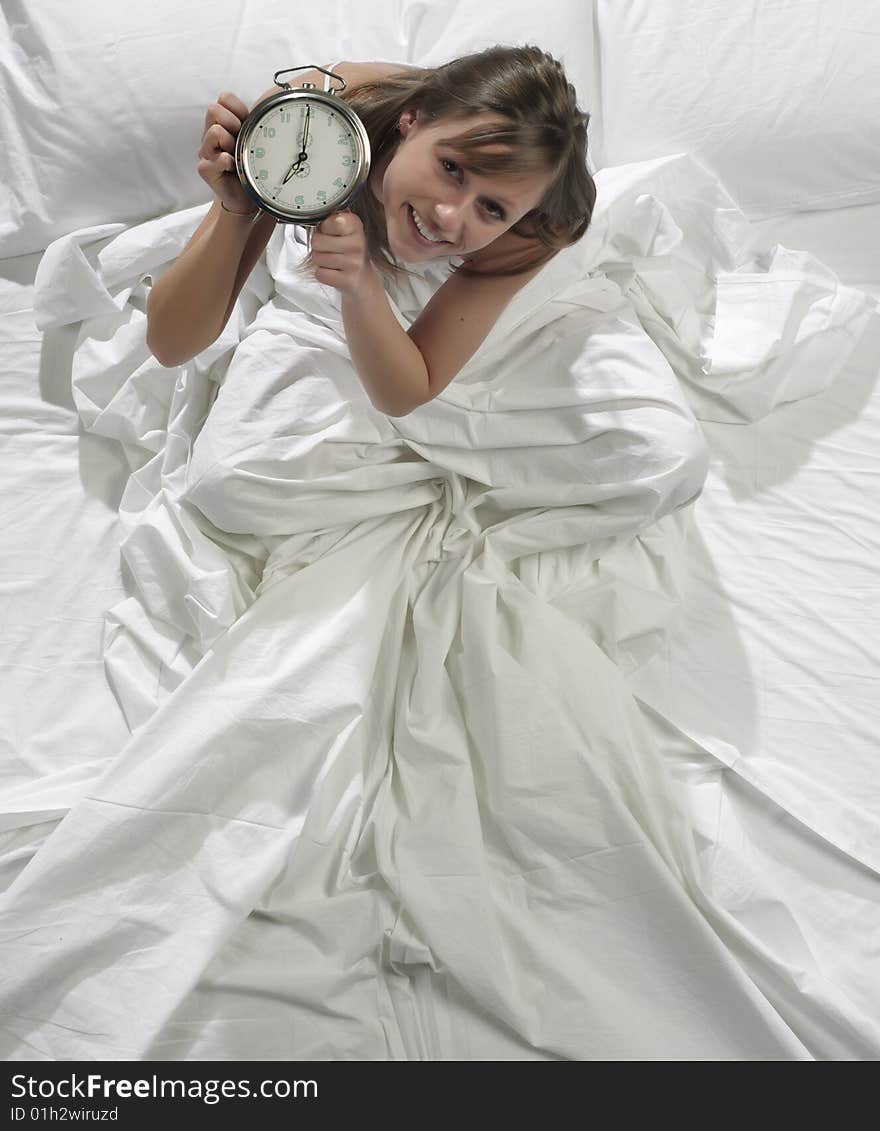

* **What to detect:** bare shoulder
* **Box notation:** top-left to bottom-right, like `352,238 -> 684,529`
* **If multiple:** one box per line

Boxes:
424,261 -> 546,332
332,61 -> 425,90
252,61 -> 422,113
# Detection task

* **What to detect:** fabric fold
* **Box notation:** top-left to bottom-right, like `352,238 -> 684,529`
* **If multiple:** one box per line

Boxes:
3,152 -> 878,1060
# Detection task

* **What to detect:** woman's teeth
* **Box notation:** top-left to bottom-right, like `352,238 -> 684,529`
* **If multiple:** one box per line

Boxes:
410,205 -> 447,244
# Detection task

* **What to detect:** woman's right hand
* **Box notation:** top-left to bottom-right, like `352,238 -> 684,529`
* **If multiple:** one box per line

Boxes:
197,91 -> 260,214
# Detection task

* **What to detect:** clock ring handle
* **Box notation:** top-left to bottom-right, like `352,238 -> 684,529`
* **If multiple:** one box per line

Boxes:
273,65 -> 346,93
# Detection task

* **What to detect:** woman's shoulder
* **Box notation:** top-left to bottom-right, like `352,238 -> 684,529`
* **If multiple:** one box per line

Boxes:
253,62 -> 422,112
333,61 -> 425,83
331,60 -> 425,93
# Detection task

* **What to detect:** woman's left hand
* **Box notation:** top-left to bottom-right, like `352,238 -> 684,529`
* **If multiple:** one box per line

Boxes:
312,210 -> 375,296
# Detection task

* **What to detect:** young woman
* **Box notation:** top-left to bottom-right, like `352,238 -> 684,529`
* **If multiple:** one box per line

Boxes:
146,45 -> 597,417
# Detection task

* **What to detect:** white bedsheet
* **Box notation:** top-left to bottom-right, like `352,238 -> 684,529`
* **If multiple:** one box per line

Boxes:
1,153 -> 878,1060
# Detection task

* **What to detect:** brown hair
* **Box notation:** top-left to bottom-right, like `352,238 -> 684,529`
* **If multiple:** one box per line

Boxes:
298,44 -> 597,287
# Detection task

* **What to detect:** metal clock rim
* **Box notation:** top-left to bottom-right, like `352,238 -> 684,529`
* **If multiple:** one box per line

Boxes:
234,89 -> 372,226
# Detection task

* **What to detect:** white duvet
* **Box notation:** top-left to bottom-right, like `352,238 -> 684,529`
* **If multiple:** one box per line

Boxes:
1,153 -> 876,1060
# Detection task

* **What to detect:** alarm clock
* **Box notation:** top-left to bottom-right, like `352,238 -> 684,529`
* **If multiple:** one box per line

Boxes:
234,65 -> 371,225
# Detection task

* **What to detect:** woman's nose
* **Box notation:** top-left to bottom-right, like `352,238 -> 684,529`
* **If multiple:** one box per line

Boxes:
433,198 -> 467,233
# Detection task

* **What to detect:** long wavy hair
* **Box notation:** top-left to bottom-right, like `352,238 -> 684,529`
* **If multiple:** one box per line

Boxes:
297,44 -> 597,287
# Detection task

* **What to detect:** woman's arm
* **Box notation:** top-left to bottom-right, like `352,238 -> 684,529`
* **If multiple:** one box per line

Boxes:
148,64 -> 430,369
406,262 -> 544,407
338,262 -> 543,417
146,78 -> 321,367
341,272 -> 430,416
317,65 -> 545,414
336,249 -> 544,417
146,201 -> 276,366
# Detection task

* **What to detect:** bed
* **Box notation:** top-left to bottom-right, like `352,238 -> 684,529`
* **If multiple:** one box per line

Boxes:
1,0 -> 879,1060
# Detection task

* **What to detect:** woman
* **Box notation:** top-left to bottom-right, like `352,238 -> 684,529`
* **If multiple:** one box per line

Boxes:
146,44 -> 597,417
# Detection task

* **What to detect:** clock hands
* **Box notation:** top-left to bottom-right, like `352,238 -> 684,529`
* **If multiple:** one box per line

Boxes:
281,104 -> 311,186
244,89 -> 363,221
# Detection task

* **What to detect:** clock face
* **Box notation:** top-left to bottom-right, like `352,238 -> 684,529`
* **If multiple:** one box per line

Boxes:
240,94 -> 366,218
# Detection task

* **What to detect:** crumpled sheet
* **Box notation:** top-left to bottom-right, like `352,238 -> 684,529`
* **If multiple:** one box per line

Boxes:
1,153 -> 877,1060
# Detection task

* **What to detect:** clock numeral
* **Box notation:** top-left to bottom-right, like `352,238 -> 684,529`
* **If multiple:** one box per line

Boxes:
333,177 -> 345,188
258,170 -> 269,180
316,190 -> 328,204
340,156 -> 352,167
336,135 -> 350,145
260,125 -> 276,138
255,147 -> 265,159
294,195 -> 305,208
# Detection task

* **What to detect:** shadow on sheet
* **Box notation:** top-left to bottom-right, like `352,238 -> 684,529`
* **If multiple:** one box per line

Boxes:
1,153 -> 878,1060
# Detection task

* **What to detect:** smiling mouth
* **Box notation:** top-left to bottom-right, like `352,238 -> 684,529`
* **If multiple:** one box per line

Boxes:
407,204 -> 451,246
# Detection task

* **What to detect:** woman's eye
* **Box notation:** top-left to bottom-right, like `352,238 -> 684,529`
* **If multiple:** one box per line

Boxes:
440,158 -> 505,221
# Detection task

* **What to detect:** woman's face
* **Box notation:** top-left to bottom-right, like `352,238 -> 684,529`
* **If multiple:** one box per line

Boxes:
373,109 -> 553,264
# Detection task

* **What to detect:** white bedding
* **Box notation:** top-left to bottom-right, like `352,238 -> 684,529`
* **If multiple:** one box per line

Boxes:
3,0 -> 880,1062
1,148 -> 879,1059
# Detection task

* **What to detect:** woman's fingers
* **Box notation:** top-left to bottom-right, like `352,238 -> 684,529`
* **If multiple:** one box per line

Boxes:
201,93 -> 250,151
313,230 -> 353,253
196,89 -> 263,214
203,102 -> 238,139
217,91 -> 251,122
198,122 -> 233,161
316,212 -> 355,238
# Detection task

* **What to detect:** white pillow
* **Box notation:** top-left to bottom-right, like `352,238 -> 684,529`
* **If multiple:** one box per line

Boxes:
0,0 -> 596,258
591,0 -> 880,220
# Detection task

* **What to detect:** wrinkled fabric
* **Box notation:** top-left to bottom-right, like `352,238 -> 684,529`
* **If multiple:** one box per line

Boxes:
1,153 -> 877,1060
